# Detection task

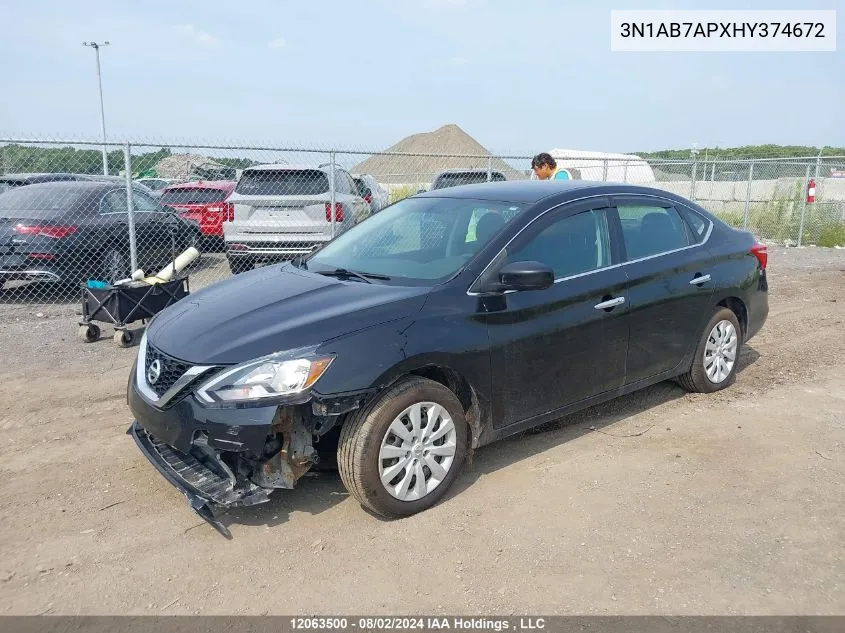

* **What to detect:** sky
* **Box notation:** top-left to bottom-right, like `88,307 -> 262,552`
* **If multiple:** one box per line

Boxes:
1,0 -> 843,155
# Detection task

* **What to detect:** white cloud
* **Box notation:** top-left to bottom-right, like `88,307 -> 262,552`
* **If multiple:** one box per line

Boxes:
268,37 -> 286,49
174,24 -> 219,47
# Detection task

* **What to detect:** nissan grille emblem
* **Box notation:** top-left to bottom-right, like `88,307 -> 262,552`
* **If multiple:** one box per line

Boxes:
147,359 -> 163,385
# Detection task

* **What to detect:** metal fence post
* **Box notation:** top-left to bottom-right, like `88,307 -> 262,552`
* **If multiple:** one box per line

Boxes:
329,151 -> 336,238
622,161 -> 628,183
123,143 -> 138,273
742,161 -> 755,229
709,162 -> 716,201
486,155 -> 492,182
601,159 -> 608,181
690,158 -> 698,201
797,163 -> 811,247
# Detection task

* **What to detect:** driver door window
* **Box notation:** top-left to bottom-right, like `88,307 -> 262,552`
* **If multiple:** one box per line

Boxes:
506,209 -> 612,279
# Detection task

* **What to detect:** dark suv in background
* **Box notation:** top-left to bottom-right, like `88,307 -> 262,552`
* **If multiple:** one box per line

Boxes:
430,168 -> 507,191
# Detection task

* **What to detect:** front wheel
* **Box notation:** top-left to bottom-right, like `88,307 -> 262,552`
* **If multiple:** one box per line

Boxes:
337,377 -> 468,518
678,307 -> 742,393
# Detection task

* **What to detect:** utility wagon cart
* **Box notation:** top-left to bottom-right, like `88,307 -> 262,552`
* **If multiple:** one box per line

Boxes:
78,276 -> 190,347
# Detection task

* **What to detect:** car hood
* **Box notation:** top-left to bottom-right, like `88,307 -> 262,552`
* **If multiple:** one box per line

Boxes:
146,264 -> 430,365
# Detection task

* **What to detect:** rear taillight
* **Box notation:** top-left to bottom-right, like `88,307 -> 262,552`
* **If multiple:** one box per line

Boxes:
751,243 -> 767,270
325,203 -> 344,222
364,194 -> 373,204
208,202 -> 234,222
15,224 -> 78,239
27,253 -> 55,260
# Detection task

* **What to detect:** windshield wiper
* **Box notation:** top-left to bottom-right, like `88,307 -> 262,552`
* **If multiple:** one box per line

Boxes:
316,268 -> 390,283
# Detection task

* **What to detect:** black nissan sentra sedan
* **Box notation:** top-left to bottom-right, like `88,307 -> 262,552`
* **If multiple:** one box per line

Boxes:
127,180 -> 768,536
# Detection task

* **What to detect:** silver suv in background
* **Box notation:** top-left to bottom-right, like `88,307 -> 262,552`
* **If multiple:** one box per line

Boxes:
223,163 -> 372,273
352,174 -> 389,213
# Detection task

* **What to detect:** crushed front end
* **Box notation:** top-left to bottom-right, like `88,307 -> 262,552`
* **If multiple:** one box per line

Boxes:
127,332 -> 355,538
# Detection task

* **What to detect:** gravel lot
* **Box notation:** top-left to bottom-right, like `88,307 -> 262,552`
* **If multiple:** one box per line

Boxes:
0,248 -> 843,615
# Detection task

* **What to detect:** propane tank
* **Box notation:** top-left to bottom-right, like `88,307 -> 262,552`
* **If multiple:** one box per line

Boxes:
807,178 -> 816,203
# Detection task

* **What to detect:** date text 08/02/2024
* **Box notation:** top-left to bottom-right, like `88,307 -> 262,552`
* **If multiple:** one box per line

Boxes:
289,617 -> 547,631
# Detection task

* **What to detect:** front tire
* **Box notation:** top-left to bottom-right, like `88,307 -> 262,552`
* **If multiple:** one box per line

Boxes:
678,307 -> 742,393
338,377 -> 468,518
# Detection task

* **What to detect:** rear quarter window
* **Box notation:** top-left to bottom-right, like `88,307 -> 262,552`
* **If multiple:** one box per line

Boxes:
678,206 -> 710,244
235,170 -> 329,196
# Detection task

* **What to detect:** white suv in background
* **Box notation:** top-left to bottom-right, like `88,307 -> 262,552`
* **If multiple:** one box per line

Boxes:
223,163 -> 372,273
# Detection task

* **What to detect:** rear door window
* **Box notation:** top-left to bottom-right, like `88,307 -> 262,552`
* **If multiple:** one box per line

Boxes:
100,189 -> 160,214
617,204 -> 691,260
235,169 -> 330,196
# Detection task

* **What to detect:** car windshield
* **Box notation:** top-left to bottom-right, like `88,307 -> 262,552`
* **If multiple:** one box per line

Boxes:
305,197 -> 523,284
160,188 -> 228,205
235,169 -> 329,196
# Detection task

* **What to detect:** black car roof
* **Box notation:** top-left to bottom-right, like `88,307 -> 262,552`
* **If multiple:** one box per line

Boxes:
0,173 -> 78,182
415,179 -> 683,204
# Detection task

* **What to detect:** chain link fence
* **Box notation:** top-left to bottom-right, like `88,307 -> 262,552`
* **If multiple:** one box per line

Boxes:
1,137 -> 844,308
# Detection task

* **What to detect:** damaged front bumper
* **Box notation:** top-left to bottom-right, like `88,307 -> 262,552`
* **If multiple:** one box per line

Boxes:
127,377 -> 329,539
128,421 -> 270,538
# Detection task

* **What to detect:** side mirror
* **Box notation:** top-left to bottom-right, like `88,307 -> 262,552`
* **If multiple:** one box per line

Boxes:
498,261 -> 554,292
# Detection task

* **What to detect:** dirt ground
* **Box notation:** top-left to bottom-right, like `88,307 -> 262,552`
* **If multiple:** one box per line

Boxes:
0,248 -> 843,615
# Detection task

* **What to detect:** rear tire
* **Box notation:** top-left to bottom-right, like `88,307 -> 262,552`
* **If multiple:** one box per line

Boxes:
678,307 -> 742,394
337,377 -> 468,519
100,246 -> 130,284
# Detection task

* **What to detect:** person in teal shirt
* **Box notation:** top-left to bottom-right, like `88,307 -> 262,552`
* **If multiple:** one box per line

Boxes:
531,152 -> 572,180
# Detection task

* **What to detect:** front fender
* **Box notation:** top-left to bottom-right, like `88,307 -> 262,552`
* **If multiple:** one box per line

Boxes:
311,313 -> 494,447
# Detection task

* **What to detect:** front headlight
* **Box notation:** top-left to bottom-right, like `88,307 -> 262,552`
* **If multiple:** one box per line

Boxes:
195,355 -> 333,405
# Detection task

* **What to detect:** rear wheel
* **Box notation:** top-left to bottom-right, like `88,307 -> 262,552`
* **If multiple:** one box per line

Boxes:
678,307 -> 742,393
338,377 -> 468,518
100,247 -> 130,283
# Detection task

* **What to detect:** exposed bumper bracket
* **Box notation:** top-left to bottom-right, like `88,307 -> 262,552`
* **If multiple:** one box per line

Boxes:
128,421 -> 272,539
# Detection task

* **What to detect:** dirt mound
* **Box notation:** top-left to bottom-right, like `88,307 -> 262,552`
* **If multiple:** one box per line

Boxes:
352,124 -> 525,184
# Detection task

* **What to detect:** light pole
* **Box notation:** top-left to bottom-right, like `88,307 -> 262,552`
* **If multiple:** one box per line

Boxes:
83,41 -> 110,175
815,146 -> 826,180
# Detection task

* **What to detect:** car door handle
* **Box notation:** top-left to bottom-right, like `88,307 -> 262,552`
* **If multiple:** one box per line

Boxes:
594,297 -> 626,310
689,274 -> 711,285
